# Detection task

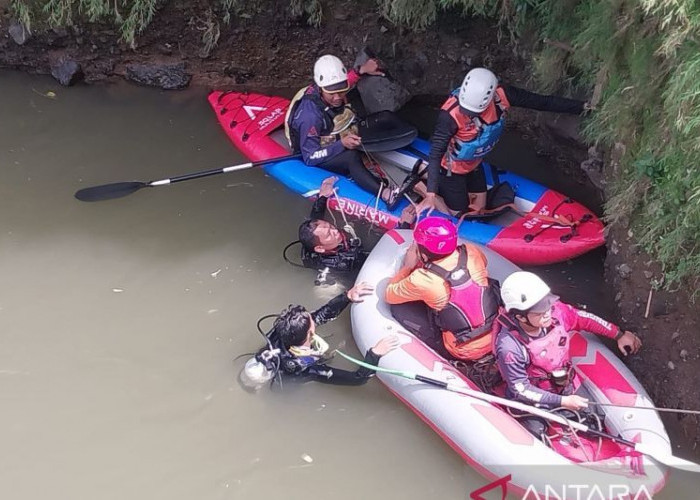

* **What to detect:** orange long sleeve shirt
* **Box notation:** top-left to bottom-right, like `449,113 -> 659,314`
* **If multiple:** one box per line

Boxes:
385,244 -> 489,309
385,244 -> 493,361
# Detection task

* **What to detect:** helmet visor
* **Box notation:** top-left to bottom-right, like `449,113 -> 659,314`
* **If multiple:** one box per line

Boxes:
528,293 -> 559,313
321,80 -> 350,93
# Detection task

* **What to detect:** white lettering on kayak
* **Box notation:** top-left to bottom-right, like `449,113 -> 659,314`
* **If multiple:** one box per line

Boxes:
330,197 -> 392,227
243,105 -> 266,120
257,107 -> 284,131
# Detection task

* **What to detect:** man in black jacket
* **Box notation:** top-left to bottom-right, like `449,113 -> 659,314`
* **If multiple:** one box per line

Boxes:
416,67 -> 590,215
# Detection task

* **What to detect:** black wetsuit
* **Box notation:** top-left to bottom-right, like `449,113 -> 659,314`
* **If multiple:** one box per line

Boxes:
304,194 -> 412,274
281,292 -> 381,386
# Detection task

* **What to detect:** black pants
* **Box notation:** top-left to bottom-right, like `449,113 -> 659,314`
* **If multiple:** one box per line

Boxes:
438,165 -> 488,212
515,384 -> 602,439
318,149 -> 383,195
390,302 -> 451,359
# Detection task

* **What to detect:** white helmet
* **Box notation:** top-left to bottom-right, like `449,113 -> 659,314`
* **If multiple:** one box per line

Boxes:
458,68 -> 499,113
501,271 -> 558,313
313,55 -> 349,92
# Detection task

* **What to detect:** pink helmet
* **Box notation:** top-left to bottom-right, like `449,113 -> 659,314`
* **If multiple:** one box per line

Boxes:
413,217 -> 457,256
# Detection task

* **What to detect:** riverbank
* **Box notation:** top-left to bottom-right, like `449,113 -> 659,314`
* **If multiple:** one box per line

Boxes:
2,0 -> 698,457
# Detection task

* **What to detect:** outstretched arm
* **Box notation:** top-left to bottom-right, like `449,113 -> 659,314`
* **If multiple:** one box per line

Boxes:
504,85 -> 585,114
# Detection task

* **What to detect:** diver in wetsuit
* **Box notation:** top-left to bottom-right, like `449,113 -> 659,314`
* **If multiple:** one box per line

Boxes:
241,281 -> 398,387
290,176 -> 416,285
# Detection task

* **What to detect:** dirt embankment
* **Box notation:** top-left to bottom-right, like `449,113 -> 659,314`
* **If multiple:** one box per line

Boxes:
2,0 -> 698,456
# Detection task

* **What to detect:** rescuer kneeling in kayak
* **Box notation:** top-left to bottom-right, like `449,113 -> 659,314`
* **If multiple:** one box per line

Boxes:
416,67 -> 589,216
289,176 -> 416,285
241,281 -> 399,388
285,54 -> 405,208
385,217 -> 501,362
494,271 -> 642,440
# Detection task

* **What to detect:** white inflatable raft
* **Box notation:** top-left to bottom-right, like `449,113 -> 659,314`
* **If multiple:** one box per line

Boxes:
351,229 -> 669,498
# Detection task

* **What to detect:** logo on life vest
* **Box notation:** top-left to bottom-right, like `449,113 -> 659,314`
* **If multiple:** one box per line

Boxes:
558,336 -> 567,347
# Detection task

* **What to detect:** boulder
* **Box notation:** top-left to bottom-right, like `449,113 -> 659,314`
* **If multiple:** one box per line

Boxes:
50,58 -> 83,86
354,48 -> 411,113
125,62 -> 191,90
8,19 -> 31,46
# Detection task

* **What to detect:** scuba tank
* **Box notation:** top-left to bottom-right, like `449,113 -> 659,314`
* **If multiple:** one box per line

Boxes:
240,348 -> 280,391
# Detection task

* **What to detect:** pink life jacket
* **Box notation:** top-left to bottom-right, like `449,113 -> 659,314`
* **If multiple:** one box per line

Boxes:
424,245 -> 500,345
497,312 -> 581,393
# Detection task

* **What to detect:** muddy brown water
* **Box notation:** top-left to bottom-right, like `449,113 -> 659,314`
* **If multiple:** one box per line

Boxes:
1,70 -> 697,499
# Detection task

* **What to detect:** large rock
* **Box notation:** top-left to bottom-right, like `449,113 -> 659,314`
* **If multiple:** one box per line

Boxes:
50,58 -> 83,86
8,19 -> 31,46
354,48 -> 411,113
125,62 -> 191,90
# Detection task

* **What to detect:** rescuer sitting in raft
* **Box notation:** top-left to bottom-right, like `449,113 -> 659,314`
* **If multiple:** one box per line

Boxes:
416,67 -> 591,216
241,281 -> 399,388
384,217 -> 501,363
494,271 -> 642,439
285,54 -> 409,209
287,176 -> 416,285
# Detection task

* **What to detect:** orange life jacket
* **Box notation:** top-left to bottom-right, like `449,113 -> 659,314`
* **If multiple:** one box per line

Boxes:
440,86 -> 510,174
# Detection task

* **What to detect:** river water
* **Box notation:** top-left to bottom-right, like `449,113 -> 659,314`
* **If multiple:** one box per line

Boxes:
1,70 -> 697,499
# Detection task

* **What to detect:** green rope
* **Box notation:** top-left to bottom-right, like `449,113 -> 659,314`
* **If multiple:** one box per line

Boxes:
335,349 -> 415,379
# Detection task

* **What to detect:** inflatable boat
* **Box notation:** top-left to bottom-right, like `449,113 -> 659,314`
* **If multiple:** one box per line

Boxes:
208,91 -> 604,265
350,229 -> 669,497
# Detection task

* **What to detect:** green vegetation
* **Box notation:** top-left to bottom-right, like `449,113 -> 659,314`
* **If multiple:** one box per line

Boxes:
8,0 -> 699,289
533,0 -> 700,291
380,0 -> 700,291
7,1 -> 320,47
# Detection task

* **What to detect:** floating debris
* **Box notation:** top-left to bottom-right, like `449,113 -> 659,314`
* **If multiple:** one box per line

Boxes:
112,288 -> 124,293
211,269 -> 221,278
301,453 -> 313,463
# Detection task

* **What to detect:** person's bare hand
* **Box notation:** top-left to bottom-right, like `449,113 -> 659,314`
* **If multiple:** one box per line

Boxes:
341,133 -> 362,149
347,281 -> 374,302
561,394 -> 589,411
319,176 -> 338,198
617,331 -> 642,356
399,204 -> 417,226
402,242 -> 421,270
415,192 -> 437,216
371,334 -> 400,356
359,58 -> 385,77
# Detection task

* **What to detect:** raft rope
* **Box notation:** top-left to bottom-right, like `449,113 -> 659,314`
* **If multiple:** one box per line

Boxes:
330,188 -> 360,242
522,198 -> 594,244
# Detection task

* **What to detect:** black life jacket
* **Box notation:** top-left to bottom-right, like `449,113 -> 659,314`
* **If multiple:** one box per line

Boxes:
424,246 -> 501,344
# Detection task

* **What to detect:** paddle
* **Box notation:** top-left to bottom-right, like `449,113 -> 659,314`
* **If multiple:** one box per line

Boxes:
336,350 -> 700,473
74,153 -> 302,202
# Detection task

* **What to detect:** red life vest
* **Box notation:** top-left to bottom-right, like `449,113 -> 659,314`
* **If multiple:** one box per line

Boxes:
424,245 -> 501,345
497,312 -> 581,393
440,86 -> 510,174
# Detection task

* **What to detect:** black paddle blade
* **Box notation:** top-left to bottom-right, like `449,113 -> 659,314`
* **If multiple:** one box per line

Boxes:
74,181 -> 147,202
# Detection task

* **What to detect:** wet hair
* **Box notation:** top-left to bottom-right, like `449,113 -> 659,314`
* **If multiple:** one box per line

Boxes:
299,219 -> 322,251
274,305 -> 311,348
